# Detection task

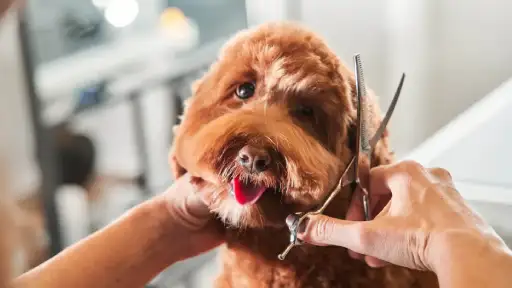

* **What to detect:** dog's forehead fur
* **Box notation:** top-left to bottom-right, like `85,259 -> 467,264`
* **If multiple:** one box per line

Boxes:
187,22 -> 354,115
220,23 -> 341,93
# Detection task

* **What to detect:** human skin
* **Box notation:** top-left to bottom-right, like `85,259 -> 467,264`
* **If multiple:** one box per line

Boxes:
14,174 -> 224,288
298,161 -> 512,288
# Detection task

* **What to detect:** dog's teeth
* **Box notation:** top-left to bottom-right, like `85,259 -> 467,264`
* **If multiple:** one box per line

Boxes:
229,186 -> 235,197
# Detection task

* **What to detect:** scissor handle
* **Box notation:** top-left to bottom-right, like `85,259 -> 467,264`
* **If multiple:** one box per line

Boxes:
286,211 -> 313,237
277,210 -> 315,260
277,244 -> 295,260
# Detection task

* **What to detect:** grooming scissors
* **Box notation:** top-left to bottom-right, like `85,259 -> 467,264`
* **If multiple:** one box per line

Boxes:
278,54 -> 405,261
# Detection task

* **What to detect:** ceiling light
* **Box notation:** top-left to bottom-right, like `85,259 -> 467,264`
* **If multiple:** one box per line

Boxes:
104,0 -> 139,28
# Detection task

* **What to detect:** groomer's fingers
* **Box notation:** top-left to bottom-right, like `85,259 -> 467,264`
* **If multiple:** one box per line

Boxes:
343,190 -> 370,261
298,214 -> 377,253
346,167 -> 394,221
348,249 -> 364,260
345,165 -> 395,260
367,163 -> 415,199
298,214 -> 418,268
165,175 -> 212,230
345,189 -> 365,222
365,255 -> 389,268
189,176 -> 217,208
345,188 -> 390,260
428,167 -> 452,182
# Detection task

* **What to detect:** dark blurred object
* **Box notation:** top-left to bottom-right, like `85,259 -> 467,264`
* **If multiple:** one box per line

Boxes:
24,0 -> 109,66
51,122 -> 96,189
169,66 -> 208,127
62,12 -> 103,40
136,173 -> 146,189
74,80 -> 108,113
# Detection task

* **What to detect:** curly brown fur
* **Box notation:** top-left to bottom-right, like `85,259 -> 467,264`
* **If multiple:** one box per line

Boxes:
170,22 -> 438,288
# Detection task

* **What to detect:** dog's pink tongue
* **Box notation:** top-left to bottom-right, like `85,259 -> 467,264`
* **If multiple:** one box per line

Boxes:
232,177 -> 267,205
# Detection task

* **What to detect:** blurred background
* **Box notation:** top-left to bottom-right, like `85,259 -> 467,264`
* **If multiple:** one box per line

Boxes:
0,0 -> 512,287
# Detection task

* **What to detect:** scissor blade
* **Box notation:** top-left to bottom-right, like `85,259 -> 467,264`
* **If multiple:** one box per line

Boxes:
369,73 -> 405,150
354,54 -> 371,156
353,54 -> 363,164
362,73 -> 404,221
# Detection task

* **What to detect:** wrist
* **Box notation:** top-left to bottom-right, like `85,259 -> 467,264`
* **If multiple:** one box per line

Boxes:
430,230 -> 495,268
138,196 -> 181,265
430,230 -> 512,286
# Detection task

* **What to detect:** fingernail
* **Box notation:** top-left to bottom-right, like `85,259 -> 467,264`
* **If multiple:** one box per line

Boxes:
298,217 -> 309,234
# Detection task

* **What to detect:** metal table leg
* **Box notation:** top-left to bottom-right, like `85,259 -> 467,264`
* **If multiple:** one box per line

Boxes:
129,91 -> 151,197
18,9 -> 63,255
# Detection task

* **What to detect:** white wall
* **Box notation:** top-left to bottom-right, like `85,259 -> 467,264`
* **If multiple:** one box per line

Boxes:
428,0 -> 512,128
299,0 -> 512,156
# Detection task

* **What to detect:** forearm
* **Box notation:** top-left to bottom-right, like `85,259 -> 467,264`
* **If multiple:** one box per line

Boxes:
14,196 -> 177,288
434,232 -> 512,288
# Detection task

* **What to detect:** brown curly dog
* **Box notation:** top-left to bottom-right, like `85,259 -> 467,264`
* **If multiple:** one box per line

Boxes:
170,22 -> 438,288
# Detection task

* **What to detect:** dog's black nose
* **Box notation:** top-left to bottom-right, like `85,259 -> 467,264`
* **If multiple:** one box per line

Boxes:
238,145 -> 271,173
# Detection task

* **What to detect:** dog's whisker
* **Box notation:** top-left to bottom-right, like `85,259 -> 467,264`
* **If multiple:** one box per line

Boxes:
265,136 -> 278,150
218,147 -> 231,163
277,132 -> 291,148
258,211 -> 265,227
221,166 -> 233,181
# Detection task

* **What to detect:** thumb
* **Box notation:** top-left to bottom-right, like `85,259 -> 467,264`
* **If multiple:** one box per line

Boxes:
184,191 -> 211,219
298,214 -> 371,253
167,175 -> 212,230
298,214 -> 421,269
298,214 -> 393,259
174,174 -> 211,217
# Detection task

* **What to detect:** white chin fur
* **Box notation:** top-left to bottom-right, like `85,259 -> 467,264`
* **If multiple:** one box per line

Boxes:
213,196 -> 261,228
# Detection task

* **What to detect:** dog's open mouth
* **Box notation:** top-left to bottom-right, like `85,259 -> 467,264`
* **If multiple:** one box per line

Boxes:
230,176 -> 271,205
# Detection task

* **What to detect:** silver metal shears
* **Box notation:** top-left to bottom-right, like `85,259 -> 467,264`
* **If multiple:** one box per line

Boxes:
278,54 -> 405,260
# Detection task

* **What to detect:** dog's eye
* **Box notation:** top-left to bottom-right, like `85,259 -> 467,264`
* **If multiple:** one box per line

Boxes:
295,105 -> 314,117
235,82 -> 256,100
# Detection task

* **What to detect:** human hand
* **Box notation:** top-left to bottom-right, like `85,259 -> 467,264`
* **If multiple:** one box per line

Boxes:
297,161 -> 506,272
157,174 -> 224,263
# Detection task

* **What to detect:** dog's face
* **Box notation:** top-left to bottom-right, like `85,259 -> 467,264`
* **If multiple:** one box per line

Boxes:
171,23 -> 374,229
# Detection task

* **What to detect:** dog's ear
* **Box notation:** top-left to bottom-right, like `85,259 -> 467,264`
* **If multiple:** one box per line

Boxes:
169,125 -> 187,180
191,79 -> 202,95
169,79 -> 205,180
345,75 -> 394,167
